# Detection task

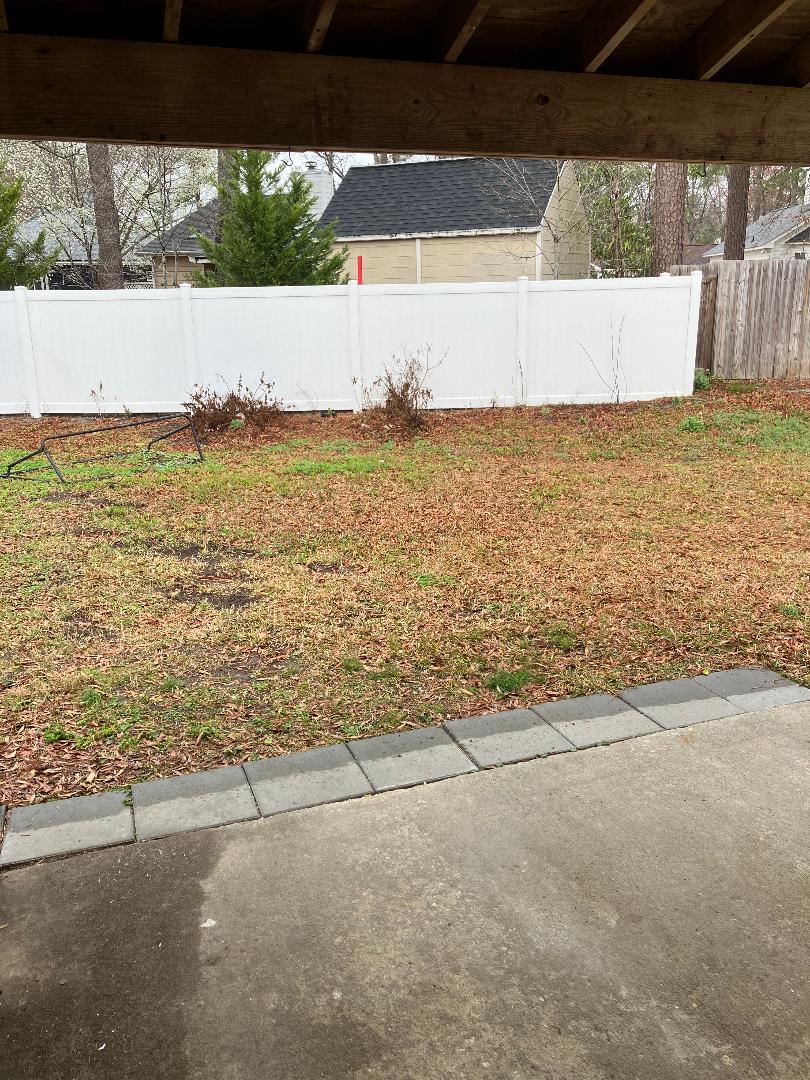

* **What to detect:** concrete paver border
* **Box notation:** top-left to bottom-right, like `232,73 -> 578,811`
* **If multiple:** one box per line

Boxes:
1,668 -> 806,868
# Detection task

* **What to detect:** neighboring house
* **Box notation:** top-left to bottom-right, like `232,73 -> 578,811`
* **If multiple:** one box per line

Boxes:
318,157 -> 591,284
137,164 -> 336,287
681,243 -> 714,266
136,200 -> 219,288
19,218 -> 151,289
704,202 -> 810,263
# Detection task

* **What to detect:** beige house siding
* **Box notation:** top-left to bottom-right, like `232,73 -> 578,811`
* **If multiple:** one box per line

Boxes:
538,163 -> 591,280
420,232 -> 539,282
150,254 -> 203,288
336,164 -> 590,284
341,239 -> 417,284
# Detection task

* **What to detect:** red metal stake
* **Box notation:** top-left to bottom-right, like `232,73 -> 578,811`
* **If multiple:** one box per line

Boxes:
357,255 -> 363,285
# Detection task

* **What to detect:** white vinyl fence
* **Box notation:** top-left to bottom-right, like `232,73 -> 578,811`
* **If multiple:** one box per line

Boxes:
0,274 -> 702,416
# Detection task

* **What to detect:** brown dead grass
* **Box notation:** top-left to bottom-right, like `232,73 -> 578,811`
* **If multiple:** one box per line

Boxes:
1,381 -> 808,806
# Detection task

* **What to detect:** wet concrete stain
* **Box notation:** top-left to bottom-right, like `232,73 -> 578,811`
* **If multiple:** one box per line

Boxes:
0,830 -> 222,1080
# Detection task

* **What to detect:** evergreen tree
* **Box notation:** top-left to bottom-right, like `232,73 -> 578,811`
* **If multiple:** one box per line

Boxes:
197,150 -> 346,286
0,177 -> 57,290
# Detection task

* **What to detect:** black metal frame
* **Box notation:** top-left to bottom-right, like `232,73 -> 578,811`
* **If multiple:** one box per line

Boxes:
1,413 -> 204,484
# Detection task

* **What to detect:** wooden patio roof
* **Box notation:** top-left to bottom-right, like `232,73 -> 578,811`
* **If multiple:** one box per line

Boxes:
1,1 -> 810,162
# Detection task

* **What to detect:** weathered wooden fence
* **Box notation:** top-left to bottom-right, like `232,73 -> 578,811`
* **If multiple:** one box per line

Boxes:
671,260 -> 810,379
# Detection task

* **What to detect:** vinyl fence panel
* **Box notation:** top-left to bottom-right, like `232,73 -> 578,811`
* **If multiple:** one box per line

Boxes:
0,274 -> 702,416
0,292 -> 27,413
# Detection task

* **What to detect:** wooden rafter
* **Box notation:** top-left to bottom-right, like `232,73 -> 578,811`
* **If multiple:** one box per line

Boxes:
301,0 -> 340,53
683,0 -> 797,81
163,0 -> 183,43
577,0 -> 657,74
771,32 -> 810,87
2,35 -> 810,164
437,0 -> 492,63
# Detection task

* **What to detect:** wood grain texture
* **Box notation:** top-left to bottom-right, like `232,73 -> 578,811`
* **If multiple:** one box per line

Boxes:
301,0 -> 340,53
771,31 -> 810,86
672,260 -> 810,378
163,0 -> 183,43
437,0 -> 492,62
2,34 -> 810,163
577,0 -> 657,73
682,0 -> 798,80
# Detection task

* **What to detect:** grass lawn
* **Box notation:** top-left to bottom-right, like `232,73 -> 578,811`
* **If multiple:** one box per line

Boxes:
1,381 -> 808,806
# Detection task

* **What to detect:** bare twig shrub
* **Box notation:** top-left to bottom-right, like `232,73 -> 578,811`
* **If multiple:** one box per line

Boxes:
575,316 -> 627,404
362,346 -> 444,434
186,375 -> 284,440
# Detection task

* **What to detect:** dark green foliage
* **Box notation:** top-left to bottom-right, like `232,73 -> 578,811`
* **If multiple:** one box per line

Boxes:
196,150 -> 347,287
693,369 -> 712,391
0,177 -> 58,290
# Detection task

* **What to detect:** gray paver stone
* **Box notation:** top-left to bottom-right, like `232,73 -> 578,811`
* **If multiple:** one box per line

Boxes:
619,678 -> 741,729
445,709 -> 573,766
245,744 -> 373,816
349,727 -> 477,792
696,667 -> 810,712
132,765 -> 258,841
532,693 -> 661,749
0,790 -> 133,868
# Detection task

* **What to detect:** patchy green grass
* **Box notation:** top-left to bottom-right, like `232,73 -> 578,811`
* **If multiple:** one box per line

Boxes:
1,380 -> 808,805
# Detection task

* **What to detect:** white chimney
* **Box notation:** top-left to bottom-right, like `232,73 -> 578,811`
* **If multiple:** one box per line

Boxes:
304,163 -> 336,219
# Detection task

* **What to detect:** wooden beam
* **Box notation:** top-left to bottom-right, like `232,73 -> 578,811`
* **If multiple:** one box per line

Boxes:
770,32 -> 810,87
437,0 -> 492,63
683,0 -> 797,81
301,0 -> 340,54
163,0 -> 183,43
1,34 -> 810,163
577,0 -> 657,74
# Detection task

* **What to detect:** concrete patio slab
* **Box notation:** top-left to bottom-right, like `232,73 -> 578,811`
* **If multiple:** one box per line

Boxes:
532,692 -> 661,748
620,677 -> 741,729
1,704 -> 807,1080
348,726 -> 477,791
0,790 -> 133,867
696,666 -> 810,712
444,708 -> 573,766
245,744 -> 373,816
132,765 -> 258,841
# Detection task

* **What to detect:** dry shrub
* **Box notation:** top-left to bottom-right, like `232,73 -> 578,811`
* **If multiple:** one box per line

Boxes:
363,346 -> 443,434
186,375 -> 284,440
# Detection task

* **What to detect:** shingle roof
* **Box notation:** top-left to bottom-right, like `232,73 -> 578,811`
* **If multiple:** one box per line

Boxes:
20,217 -> 149,265
704,202 -> 810,257
318,157 -> 560,239
136,200 -> 219,257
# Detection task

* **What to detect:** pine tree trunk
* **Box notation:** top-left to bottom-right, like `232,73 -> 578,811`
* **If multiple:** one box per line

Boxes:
85,143 -> 124,289
724,165 -> 750,261
650,162 -> 686,275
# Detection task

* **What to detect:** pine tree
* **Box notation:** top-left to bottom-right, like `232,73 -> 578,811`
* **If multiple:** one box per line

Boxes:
197,150 -> 346,287
724,165 -> 750,261
650,163 -> 687,275
0,177 -> 57,290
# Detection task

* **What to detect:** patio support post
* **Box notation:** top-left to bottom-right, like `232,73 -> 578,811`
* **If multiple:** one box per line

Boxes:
516,275 -> 529,405
179,283 -> 198,395
347,279 -> 363,412
14,286 -> 40,419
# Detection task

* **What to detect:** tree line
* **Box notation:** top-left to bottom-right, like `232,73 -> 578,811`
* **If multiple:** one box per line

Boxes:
2,140 -> 807,289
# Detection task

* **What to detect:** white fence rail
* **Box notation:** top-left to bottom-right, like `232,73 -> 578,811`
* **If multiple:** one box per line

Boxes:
0,274 -> 702,416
